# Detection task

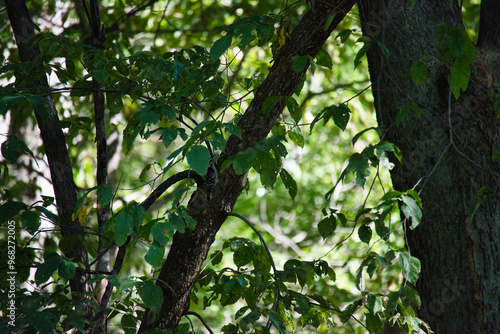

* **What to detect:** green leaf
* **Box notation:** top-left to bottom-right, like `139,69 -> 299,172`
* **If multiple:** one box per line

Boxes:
450,56 -> 471,99
262,96 -> 281,115
318,216 -> 337,239
114,210 -> 133,246
161,128 -> 177,149
223,122 -> 242,138
354,43 -> 371,69
231,239 -> 254,268
97,184 -> 114,206
315,48 -> 333,69
26,96 -> 50,121
141,283 -> 164,315
145,242 -> 165,267
222,147 -> 258,174
291,291 -> 311,315
0,200 -> 28,224
399,285 -> 422,308
410,60 -> 427,87
186,145 -> 211,175
366,312 -> 384,334
321,104 -> 351,131
21,210 -> 40,235
358,225 -> 372,244
288,129 -> 304,148
1,135 -> 35,163
292,55 -> 308,73
336,29 -> 352,43
151,222 -> 170,246
367,294 -> 383,314
331,104 -> 351,131
399,252 -> 421,284
58,258 -> 77,280
285,96 -> 302,123
401,194 -> 422,229
280,168 -> 298,200
254,151 -> 281,190
210,34 -> 233,61
35,252 -> 61,284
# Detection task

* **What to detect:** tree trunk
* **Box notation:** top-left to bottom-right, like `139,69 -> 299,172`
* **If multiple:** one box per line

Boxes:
5,0 -> 90,308
359,1 -> 500,332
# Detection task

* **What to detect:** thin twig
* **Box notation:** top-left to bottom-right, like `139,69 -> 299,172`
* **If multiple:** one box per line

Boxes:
227,212 -> 279,330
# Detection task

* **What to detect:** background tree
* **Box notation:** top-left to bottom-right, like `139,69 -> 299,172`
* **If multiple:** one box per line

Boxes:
0,1 -> 497,334
358,1 -> 500,332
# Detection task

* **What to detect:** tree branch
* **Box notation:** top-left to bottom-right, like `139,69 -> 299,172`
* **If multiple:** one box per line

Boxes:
138,1 -> 357,332
5,0 -> 89,306
91,170 -> 204,325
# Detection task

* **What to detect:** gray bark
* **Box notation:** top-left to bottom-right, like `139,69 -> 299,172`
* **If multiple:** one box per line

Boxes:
359,1 -> 500,332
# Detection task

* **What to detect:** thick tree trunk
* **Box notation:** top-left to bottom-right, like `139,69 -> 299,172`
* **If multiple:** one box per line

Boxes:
359,1 -> 500,332
138,0 -> 357,331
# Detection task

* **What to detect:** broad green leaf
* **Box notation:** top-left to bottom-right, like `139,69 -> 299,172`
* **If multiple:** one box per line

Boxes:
367,294 -> 383,314
280,168 -> 298,200
410,60 -> 427,87
292,55 -> 308,73
114,210 -> 133,246
399,285 -> 422,308
332,104 -> 351,131
97,184 -> 114,206
186,145 -> 211,175
254,151 -> 281,190
354,43 -> 371,69
222,147 -> 258,174
318,216 -> 337,239
29,317 -> 54,334
287,129 -> 304,148
35,252 -> 61,284
285,96 -> 302,123
401,194 -> 422,229
141,283 -> 163,315
450,56 -> 471,99
210,34 -> 233,61
358,225 -> 372,244
161,128 -> 177,149
223,122 -> 242,138
151,222 -> 170,246
145,242 -> 165,267
399,252 -> 421,284
315,48 -> 333,69
0,200 -> 28,224
262,96 -> 281,115
366,312 -> 384,334
336,29 -> 352,43
231,239 -> 254,268
291,291 -> 311,314
21,210 -> 40,235
1,135 -> 35,163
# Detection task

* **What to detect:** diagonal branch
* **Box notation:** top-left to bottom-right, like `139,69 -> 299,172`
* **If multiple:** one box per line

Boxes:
138,0 -> 357,332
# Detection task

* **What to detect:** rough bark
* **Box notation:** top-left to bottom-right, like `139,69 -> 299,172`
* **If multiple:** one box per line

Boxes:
137,0 -> 357,332
5,0 -> 89,305
359,1 -> 500,332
